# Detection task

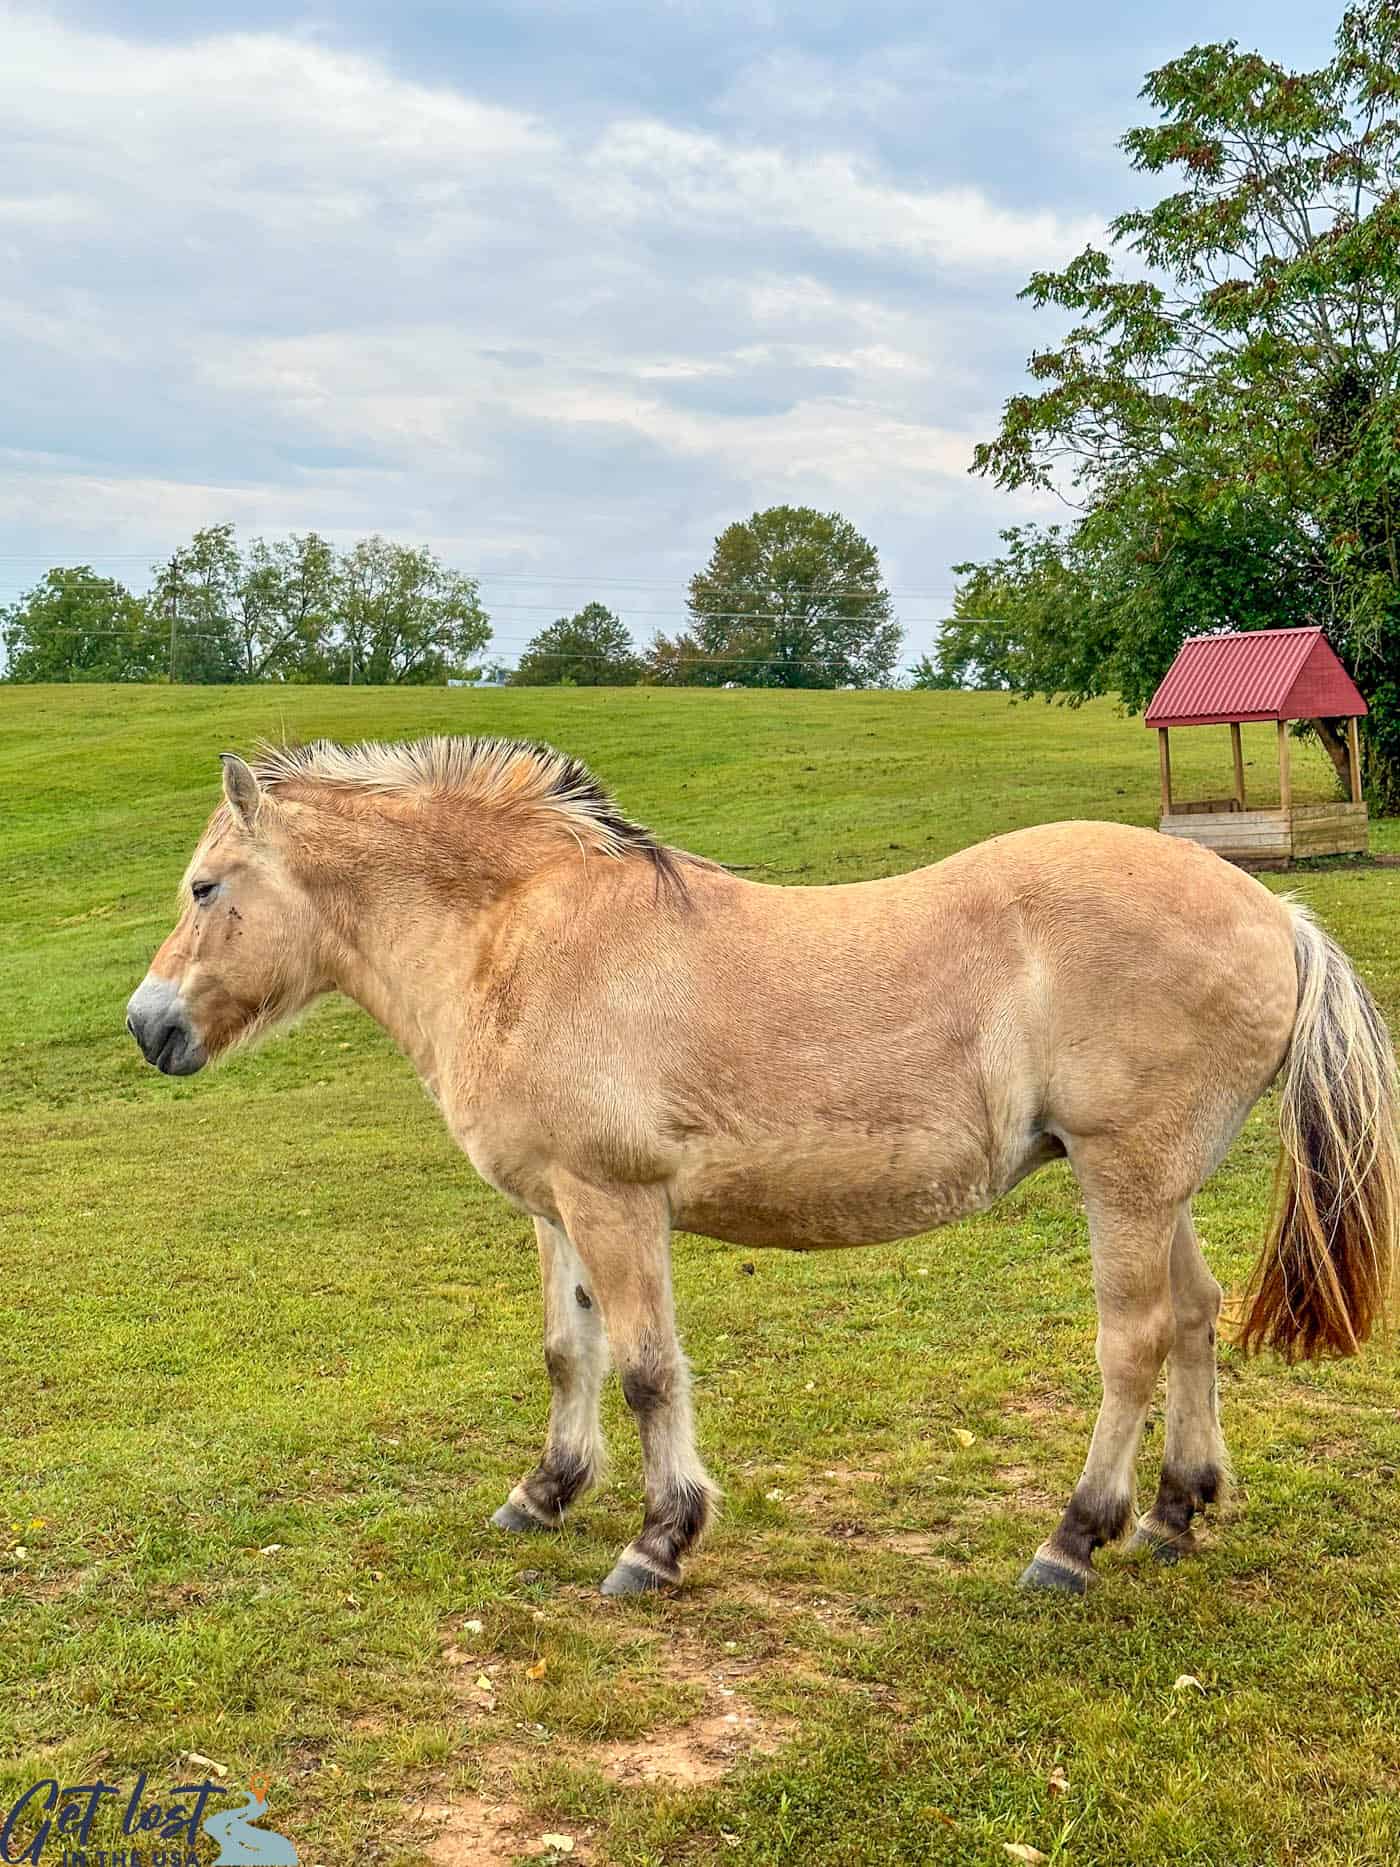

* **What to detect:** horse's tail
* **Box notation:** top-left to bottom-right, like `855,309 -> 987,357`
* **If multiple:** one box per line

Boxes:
1237,906 -> 1399,1361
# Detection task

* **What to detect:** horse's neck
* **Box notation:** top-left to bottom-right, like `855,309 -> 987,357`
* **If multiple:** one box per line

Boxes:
331,910 -> 466,1082
322,854 -> 527,1087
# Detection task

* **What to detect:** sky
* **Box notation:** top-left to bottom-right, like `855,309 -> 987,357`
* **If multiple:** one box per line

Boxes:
0,0 -> 1340,670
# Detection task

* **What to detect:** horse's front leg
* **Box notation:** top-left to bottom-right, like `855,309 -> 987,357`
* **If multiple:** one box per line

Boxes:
556,1178 -> 720,1595
493,1217 -> 610,1531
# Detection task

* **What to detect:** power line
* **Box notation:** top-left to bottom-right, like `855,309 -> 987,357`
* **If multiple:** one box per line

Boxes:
0,628 -> 931,671
0,558 -> 961,601
1,616 -> 954,643
0,583 -> 959,615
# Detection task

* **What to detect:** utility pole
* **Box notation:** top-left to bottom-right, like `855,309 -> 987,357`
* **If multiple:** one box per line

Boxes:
167,584 -> 179,684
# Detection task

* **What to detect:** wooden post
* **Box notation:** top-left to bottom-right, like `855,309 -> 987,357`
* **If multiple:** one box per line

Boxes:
1348,716 -> 1363,804
1230,721 -> 1245,810
1158,728 -> 1173,816
1277,719 -> 1292,812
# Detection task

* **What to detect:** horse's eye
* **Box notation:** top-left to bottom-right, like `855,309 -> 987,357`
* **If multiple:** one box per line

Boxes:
192,880 -> 219,906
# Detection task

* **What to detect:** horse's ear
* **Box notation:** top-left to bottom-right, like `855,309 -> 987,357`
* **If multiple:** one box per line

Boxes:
221,753 -> 262,831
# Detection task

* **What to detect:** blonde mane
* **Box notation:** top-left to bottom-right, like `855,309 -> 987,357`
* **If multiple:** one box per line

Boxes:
248,735 -> 689,878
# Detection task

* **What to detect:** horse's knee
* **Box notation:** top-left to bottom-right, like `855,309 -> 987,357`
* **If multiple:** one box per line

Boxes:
1097,1298 -> 1175,1387
1178,1273 -> 1223,1341
618,1341 -> 679,1418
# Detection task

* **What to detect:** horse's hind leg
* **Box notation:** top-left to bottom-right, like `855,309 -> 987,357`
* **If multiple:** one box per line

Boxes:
1020,1188 -> 1178,1596
493,1217 -> 610,1531
1132,1210 -> 1226,1562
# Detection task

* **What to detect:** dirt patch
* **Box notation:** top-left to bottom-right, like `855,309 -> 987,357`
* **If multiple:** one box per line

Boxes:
994,1465 -> 1061,1514
600,1702 -> 780,1786
781,1461 -> 903,1531
729,1577 -> 868,1636
1001,1389 -> 1072,1425
422,1610 -> 791,1845
594,1630 -> 789,1786
1304,1435 -> 1366,1462
779,1515 -> 956,1562
410,1795 -> 585,1866
0,1567 -> 94,1603
884,1531 -> 951,1558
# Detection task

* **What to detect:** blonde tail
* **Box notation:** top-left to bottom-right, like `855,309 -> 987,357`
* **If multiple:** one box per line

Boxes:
1237,908 -> 1400,1361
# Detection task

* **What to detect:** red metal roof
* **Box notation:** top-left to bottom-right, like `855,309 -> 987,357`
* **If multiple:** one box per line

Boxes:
1144,628 -> 1367,728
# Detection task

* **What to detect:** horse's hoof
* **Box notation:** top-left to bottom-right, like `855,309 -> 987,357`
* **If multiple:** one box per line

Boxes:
600,1558 -> 670,1597
1018,1553 -> 1089,1597
491,1500 -> 549,1534
1130,1520 -> 1194,1565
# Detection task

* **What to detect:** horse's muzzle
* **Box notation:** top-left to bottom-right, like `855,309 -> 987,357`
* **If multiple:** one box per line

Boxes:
125,975 -> 208,1077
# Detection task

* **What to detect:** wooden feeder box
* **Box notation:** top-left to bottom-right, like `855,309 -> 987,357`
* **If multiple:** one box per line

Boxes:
1144,628 -> 1367,863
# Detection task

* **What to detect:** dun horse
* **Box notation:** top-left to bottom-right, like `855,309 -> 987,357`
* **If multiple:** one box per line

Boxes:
127,738 -> 1399,1597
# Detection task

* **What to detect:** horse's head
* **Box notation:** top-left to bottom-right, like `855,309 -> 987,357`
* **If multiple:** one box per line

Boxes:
126,755 -> 329,1075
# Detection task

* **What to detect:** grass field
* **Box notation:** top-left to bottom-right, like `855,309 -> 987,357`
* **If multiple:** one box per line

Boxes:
2,683 -> 1399,1867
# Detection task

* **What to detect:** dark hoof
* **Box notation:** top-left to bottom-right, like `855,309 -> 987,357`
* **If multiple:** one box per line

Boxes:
1018,1553 -> 1089,1597
600,1559 -> 671,1597
1130,1523 -> 1194,1566
491,1500 -> 550,1534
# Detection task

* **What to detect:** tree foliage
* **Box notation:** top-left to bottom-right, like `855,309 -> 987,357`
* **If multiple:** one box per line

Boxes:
511,602 -> 641,685
960,1 -> 1400,798
1,568 -> 166,683
332,536 -> 490,685
908,651 -> 968,690
648,506 -> 902,688
940,489 -> 1321,703
152,525 -> 340,683
4,529 -> 491,686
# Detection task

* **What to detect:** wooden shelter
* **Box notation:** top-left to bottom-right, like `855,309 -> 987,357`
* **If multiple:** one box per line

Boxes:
1145,628 -> 1367,863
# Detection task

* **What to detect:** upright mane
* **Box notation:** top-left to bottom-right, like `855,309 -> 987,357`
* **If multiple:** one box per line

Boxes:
249,735 -> 694,888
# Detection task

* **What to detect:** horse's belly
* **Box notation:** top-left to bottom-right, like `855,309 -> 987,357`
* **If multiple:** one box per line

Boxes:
669,1132 -> 993,1248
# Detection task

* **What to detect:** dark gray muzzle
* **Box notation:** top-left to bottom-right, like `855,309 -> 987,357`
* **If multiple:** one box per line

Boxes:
125,975 -> 208,1077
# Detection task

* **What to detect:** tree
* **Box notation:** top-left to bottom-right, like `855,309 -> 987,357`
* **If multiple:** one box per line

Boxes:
648,506 -> 902,688
333,536 -> 490,685
1,568 -> 165,682
967,1 -> 1400,800
909,651 -> 970,691
150,525 -> 244,683
242,532 -> 339,681
511,602 -> 641,685
152,526 -> 340,683
938,487 -> 1321,700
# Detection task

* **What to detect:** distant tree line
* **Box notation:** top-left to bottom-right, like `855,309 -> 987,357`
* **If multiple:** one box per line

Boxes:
2,526 -> 491,685
2,506 -> 905,690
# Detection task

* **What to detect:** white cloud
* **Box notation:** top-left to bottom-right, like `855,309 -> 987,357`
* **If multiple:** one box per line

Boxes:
0,9 -> 1083,652
584,120 -> 1099,270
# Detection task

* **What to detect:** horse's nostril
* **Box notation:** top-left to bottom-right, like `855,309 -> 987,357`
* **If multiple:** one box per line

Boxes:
126,1014 -> 137,1038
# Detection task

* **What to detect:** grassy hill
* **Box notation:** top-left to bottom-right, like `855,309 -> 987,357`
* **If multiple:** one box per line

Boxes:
2,684 -> 1398,1865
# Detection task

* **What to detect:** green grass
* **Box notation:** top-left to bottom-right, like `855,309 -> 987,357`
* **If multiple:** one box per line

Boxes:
2,683 -> 1398,1867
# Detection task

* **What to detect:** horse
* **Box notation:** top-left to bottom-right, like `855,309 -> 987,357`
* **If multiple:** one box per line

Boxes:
125,736 -> 1399,1597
